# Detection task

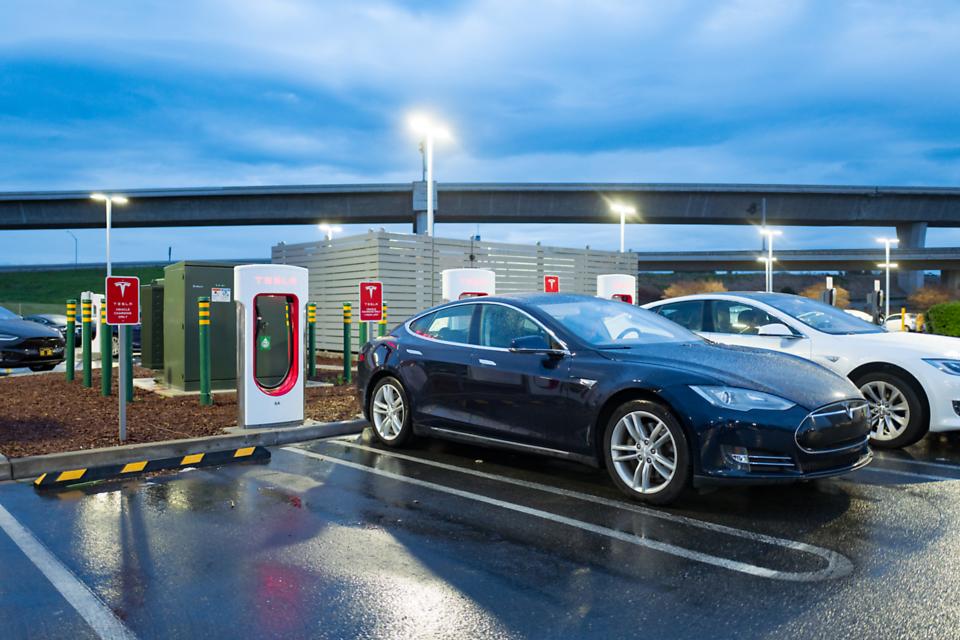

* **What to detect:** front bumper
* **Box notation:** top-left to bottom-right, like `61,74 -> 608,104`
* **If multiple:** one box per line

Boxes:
682,395 -> 872,486
0,343 -> 65,368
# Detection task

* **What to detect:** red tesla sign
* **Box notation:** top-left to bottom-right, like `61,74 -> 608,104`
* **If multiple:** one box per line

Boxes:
544,275 -> 560,293
359,281 -> 383,322
105,276 -> 140,325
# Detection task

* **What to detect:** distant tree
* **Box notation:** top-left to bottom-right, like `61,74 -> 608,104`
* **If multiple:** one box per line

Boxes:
636,283 -> 663,305
664,279 -> 727,298
800,283 -> 850,309
908,285 -> 954,312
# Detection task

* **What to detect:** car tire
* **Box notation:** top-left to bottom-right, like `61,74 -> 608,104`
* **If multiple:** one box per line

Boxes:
854,371 -> 927,449
602,399 -> 690,505
368,376 -> 414,447
29,364 -> 56,372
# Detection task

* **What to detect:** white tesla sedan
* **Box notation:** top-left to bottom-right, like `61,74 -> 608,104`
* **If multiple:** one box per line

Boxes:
644,292 -> 960,449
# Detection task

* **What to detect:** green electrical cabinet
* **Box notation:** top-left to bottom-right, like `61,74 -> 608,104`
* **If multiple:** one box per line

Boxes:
140,279 -> 165,370
163,261 -> 238,391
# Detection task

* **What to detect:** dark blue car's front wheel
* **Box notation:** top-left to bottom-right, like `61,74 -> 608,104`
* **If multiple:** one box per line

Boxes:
602,400 -> 690,505
369,376 -> 414,447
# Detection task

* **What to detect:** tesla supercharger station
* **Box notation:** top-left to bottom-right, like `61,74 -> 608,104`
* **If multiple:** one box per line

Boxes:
441,268 -> 496,302
235,264 -> 309,429
597,274 -> 637,304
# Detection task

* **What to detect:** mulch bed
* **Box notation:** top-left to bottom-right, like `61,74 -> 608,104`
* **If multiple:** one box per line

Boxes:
0,369 -> 360,458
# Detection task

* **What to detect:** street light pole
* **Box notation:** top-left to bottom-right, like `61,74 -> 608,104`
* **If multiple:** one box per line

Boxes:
877,237 -> 900,319
409,114 -> 452,238
426,132 -> 435,237
66,231 -> 79,265
610,204 -> 636,253
759,228 -> 782,293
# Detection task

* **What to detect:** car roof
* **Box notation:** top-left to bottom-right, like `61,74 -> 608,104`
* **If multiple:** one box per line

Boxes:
648,291 -> 798,304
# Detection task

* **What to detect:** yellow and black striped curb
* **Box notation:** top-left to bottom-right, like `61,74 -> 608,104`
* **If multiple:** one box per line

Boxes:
32,446 -> 271,490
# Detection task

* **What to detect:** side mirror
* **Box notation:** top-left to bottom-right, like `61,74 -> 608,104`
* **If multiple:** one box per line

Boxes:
757,323 -> 800,338
509,335 -> 565,357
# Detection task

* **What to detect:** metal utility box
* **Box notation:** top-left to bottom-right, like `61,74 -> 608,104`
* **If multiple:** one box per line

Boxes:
140,279 -> 165,369
163,261 -> 238,391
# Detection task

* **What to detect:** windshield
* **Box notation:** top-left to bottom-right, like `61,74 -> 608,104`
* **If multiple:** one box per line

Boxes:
761,296 -> 884,335
536,298 -> 701,347
0,306 -> 19,320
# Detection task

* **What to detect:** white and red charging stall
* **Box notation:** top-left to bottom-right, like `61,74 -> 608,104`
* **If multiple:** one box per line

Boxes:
597,274 -> 637,304
235,264 -> 309,428
441,268 -> 496,302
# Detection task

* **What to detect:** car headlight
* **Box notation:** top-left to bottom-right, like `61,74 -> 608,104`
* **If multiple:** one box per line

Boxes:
924,359 -> 960,376
690,385 -> 796,411
0,334 -> 18,342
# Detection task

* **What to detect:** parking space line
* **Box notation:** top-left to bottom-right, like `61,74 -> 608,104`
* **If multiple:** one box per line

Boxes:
321,438 -> 852,575
0,503 -> 137,640
853,466 -> 958,482
282,445 -> 850,582
872,454 -> 960,472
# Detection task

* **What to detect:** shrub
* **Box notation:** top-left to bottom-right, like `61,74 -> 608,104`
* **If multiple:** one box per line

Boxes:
908,285 -> 953,312
927,302 -> 960,337
664,279 -> 727,298
800,283 -> 850,309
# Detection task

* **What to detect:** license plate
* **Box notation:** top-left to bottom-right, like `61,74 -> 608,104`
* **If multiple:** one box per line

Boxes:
39,348 -> 53,357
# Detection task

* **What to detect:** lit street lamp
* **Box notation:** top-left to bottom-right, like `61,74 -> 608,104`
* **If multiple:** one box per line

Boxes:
318,223 -> 342,241
90,193 -> 129,277
409,113 -> 452,237
759,228 -> 782,292
876,237 -> 899,319
610,203 -> 636,253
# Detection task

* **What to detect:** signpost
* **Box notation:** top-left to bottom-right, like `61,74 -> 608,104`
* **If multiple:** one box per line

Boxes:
106,276 -> 140,441
359,281 -> 384,322
544,275 -> 560,293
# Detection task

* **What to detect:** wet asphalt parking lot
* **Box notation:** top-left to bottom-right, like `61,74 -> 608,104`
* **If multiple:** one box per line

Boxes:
4,431 -> 960,639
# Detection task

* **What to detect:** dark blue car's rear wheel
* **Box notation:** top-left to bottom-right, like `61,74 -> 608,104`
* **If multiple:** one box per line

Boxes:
369,376 -> 414,446
603,400 -> 689,505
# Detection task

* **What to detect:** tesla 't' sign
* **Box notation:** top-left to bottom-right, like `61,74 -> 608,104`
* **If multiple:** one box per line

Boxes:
359,281 -> 383,322
105,276 -> 141,325
544,275 -> 560,293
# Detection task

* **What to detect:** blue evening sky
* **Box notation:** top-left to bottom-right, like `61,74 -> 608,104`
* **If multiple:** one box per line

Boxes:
1,0 -> 959,264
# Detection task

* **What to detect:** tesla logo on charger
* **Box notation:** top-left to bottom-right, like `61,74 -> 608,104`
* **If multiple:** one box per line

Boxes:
359,281 -> 383,322
544,275 -> 559,293
105,276 -> 140,325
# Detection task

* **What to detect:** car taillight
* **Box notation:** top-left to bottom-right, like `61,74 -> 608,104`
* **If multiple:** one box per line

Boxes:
358,352 -> 365,363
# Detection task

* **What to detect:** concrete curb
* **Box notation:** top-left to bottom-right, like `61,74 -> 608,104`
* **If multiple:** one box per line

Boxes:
7,418 -> 367,481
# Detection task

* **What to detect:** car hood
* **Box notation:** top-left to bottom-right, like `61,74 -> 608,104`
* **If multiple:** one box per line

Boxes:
599,342 -> 861,410
0,318 -> 62,339
838,331 -> 960,358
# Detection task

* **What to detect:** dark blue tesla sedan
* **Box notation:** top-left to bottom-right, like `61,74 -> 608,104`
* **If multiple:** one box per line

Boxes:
356,294 -> 871,504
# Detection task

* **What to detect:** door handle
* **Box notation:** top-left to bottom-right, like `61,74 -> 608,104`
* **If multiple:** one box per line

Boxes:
478,358 -> 497,366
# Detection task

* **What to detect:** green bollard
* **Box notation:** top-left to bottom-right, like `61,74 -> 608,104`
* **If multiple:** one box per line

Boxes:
81,298 -> 92,388
65,299 -> 76,382
198,297 -> 212,406
342,302 -> 352,384
100,307 -> 112,396
307,303 -> 317,378
125,326 -> 134,402
378,303 -> 388,337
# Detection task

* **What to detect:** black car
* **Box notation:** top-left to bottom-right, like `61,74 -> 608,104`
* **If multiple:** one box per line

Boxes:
24,313 -> 83,343
356,293 -> 872,504
0,306 -> 66,372
110,324 -> 142,357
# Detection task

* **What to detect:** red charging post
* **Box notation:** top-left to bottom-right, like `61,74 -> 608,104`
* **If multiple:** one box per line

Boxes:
359,281 -> 383,323
106,276 -> 140,441
544,275 -> 560,293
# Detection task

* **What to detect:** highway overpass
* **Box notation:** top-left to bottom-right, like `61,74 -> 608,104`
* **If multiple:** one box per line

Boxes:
3,181 -> 957,291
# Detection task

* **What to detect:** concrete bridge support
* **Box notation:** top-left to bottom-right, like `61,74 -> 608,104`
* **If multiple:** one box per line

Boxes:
896,222 -> 927,294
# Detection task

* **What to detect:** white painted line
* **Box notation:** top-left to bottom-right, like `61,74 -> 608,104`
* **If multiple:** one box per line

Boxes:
282,445 -> 850,582
872,454 -> 960,472
0,503 -> 137,640
323,439 -> 852,577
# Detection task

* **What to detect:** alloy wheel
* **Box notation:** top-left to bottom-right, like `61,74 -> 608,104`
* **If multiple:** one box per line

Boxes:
860,380 -> 911,441
372,382 -> 405,441
610,410 -> 677,494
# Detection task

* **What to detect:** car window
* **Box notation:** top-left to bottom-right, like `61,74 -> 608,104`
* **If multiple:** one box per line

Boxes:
475,304 -> 554,349
655,301 -> 704,332
710,301 -> 778,335
409,304 -> 475,344
537,298 -> 698,346
758,294 -> 885,335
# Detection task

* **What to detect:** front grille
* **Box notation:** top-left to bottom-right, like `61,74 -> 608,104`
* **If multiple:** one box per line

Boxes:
796,400 -> 870,453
